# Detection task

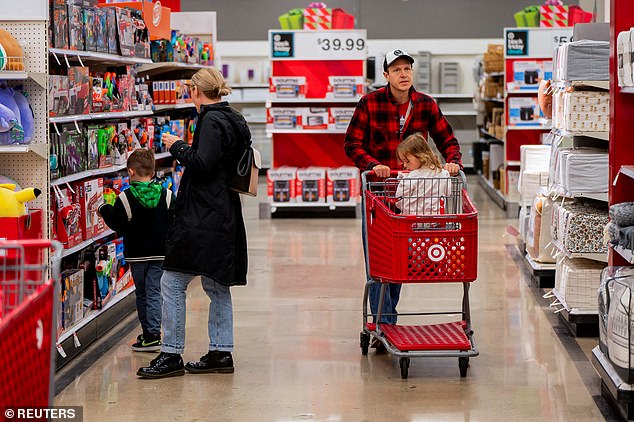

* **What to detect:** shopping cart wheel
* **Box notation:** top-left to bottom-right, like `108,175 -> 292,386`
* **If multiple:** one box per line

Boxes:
360,332 -> 370,356
459,357 -> 469,378
399,357 -> 410,379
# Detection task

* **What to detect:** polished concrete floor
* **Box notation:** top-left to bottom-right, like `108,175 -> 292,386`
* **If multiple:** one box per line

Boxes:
55,177 -> 615,421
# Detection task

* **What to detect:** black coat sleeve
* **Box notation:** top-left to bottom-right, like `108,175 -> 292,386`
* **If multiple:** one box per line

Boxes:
97,195 -> 129,235
169,115 -> 222,177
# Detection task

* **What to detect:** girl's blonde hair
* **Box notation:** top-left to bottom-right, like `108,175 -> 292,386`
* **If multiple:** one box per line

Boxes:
190,68 -> 232,99
396,133 -> 443,170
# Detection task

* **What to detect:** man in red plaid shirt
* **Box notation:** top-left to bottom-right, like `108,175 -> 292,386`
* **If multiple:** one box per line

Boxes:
345,49 -> 463,340
344,49 -> 462,178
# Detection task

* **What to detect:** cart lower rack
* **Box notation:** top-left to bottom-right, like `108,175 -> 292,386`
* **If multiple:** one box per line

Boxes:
359,171 -> 478,378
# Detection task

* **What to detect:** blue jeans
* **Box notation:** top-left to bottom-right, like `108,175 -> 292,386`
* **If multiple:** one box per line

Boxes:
369,282 -> 401,324
160,270 -> 234,354
130,261 -> 163,339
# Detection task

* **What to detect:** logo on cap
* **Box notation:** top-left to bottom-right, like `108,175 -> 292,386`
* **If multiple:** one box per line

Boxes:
393,49 -> 403,55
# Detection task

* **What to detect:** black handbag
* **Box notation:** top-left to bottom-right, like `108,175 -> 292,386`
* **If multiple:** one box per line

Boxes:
229,146 -> 261,196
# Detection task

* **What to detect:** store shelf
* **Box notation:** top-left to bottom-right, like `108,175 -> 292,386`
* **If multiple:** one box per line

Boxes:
618,165 -> 634,179
430,93 -> 474,99
480,96 -> 504,103
544,186 -> 608,202
549,287 -> 599,337
592,346 -> 634,403
507,125 -> 550,130
267,129 -> 346,134
155,152 -> 172,160
507,87 -> 539,94
551,238 -> 608,263
622,87 -> 634,94
552,128 -> 609,141
230,83 -> 269,88
0,143 -> 47,159
507,160 -> 521,166
49,48 -> 152,65
523,253 -> 556,288
0,70 -> 46,88
50,110 -> 154,124
61,229 -> 115,258
153,103 -> 195,112
479,128 -> 503,143
612,245 -> 634,264
136,61 -> 212,77
484,71 -> 504,77
267,98 -> 360,105
556,80 -> 610,90
549,286 -> 599,316
477,173 -> 505,210
443,111 -> 478,116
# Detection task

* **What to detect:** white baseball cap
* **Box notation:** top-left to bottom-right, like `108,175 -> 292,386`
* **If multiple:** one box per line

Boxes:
383,49 -> 414,71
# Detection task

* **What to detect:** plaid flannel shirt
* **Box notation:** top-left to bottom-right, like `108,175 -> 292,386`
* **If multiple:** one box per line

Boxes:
344,85 -> 462,171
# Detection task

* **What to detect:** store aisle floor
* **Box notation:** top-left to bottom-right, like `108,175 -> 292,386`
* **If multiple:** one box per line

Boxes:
55,177 -> 614,421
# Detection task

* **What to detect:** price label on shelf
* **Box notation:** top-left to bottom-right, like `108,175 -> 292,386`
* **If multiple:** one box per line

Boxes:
269,30 -> 367,61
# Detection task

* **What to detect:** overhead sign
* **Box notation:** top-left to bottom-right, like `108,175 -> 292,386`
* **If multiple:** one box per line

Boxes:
504,27 -> 574,58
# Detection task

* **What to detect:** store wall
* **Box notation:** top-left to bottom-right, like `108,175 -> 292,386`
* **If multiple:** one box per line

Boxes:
182,0 -> 566,41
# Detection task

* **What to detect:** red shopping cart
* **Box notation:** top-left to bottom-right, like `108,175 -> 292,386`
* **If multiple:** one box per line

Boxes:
0,240 -> 62,408
359,171 -> 478,378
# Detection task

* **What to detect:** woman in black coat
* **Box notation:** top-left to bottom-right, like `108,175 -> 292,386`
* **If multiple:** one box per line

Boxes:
137,68 -> 251,379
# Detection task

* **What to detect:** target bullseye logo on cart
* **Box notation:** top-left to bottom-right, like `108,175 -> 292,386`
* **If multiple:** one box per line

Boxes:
428,244 -> 445,262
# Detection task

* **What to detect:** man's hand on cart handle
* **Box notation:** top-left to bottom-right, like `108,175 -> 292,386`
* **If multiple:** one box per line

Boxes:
372,165 -> 391,178
444,163 -> 460,176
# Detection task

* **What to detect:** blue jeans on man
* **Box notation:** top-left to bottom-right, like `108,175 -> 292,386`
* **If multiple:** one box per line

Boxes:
369,282 -> 401,324
130,261 -> 163,340
160,270 -> 234,354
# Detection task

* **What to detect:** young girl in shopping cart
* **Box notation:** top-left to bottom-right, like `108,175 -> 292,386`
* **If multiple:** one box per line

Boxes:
395,132 -> 451,216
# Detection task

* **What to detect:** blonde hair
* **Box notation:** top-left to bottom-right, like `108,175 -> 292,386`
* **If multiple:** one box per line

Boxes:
397,133 -> 443,171
190,68 -> 232,99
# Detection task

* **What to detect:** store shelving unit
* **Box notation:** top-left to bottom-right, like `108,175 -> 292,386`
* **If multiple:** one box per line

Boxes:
523,253 -> 556,288
591,2 -> 634,418
261,29 -> 366,218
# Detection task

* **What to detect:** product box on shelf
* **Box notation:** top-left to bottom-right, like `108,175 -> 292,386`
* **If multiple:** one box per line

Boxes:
60,269 -> 84,330
617,29 -> 634,87
115,7 -> 135,56
95,7 -> 108,53
267,167 -> 297,203
104,7 -> 118,54
507,60 -> 552,92
60,126 -> 87,175
53,185 -> 82,248
69,66 -> 91,115
325,76 -> 365,99
0,209 -> 43,241
83,7 -> 97,51
85,126 -> 100,170
267,108 -> 303,130
75,178 -> 106,240
52,4 -> 69,49
302,108 -> 329,130
68,3 -> 84,50
113,238 -> 134,295
112,1 -> 171,40
295,167 -> 326,203
270,76 -> 307,99
93,241 -> 115,309
508,97 -> 542,126
328,107 -> 355,130
49,75 -> 70,117
327,166 -> 359,205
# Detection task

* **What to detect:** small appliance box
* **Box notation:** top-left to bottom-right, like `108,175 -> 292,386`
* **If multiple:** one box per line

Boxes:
267,108 -> 303,130
507,61 -> 552,91
295,167 -> 327,203
302,108 -> 329,130
508,97 -> 542,126
267,167 -> 298,203
75,178 -> 106,240
326,76 -> 365,99
270,76 -> 307,99
327,167 -> 359,205
328,107 -> 355,130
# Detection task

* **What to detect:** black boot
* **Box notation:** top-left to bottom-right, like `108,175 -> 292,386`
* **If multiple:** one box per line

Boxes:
185,350 -> 234,374
137,352 -> 185,379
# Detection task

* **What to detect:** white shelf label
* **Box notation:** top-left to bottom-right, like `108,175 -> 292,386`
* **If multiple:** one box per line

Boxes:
269,30 -> 367,61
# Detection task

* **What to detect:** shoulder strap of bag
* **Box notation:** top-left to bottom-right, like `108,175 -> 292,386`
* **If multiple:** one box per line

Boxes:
120,190 -> 133,222
165,189 -> 173,208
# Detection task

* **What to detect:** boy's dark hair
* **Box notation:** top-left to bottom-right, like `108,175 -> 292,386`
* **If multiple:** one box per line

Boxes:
127,148 -> 155,178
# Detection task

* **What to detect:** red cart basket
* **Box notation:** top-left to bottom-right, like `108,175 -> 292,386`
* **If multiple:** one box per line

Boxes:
359,171 -> 478,378
0,240 -> 62,409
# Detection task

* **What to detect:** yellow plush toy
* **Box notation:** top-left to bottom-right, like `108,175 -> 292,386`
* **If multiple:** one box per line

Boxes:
0,30 -> 24,71
0,184 -> 40,217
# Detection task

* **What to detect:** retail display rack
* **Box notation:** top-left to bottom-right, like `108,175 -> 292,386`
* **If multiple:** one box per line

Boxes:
477,27 -> 573,218
261,29 -> 367,218
592,1 -> 634,418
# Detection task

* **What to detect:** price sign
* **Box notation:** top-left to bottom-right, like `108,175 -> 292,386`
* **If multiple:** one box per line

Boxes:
270,30 -> 367,60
